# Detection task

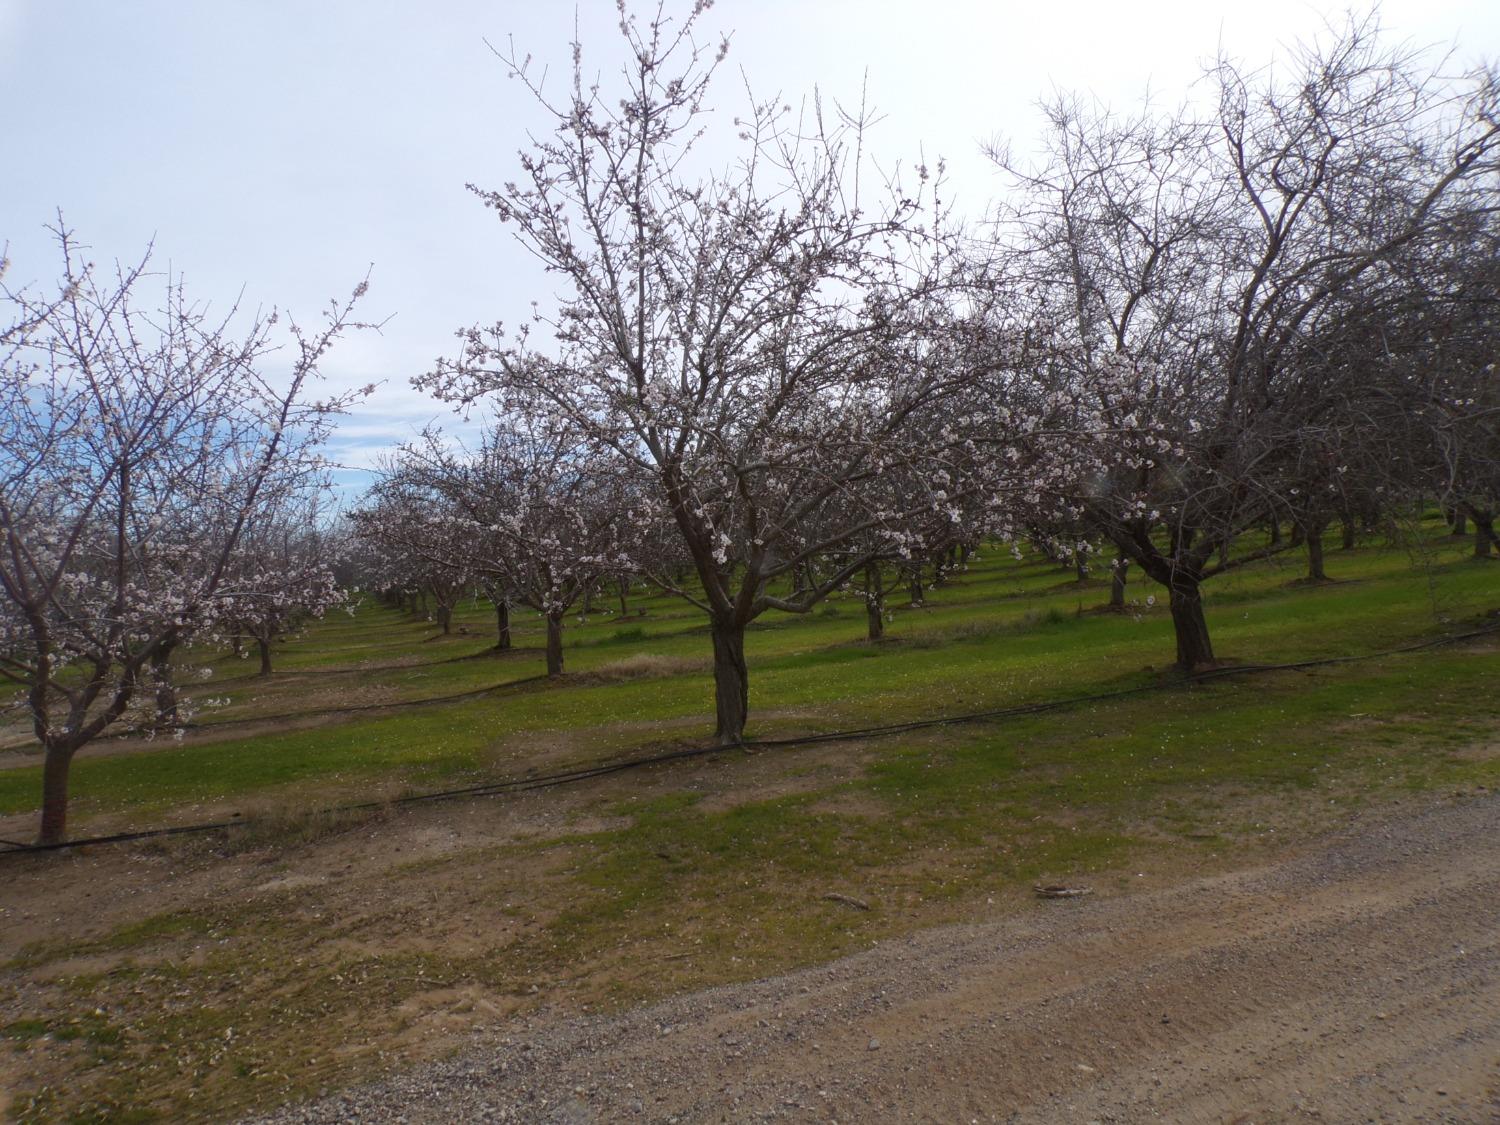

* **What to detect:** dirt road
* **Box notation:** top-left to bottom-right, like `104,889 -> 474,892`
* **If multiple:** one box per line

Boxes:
250,793 -> 1500,1124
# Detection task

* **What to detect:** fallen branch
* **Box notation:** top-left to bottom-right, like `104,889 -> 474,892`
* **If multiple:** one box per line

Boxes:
823,892 -> 871,911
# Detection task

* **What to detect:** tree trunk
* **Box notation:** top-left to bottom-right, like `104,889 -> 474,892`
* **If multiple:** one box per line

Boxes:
437,604 -> 452,635
152,642 -> 178,726
582,583 -> 594,617
1169,578 -> 1215,671
1474,512 -> 1497,558
617,577 -> 630,617
1075,545 -> 1089,583
545,612 -> 565,677
494,600 -> 511,650
864,564 -> 884,642
1109,556 -> 1128,611
38,742 -> 78,845
257,637 -> 273,676
710,617 -> 749,744
230,633 -> 243,658
933,550 -> 949,587
908,566 -> 924,607
1268,520 -> 1282,548
1450,509 -> 1469,536
1341,517 -> 1357,550
801,561 -> 817,595
1302,519 -> 1328,581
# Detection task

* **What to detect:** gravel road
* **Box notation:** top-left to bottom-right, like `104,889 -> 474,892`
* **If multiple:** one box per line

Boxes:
246,792 -> 1500,1123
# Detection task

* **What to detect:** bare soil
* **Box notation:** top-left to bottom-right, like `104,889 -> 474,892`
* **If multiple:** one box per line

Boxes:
243,791 -> 1500,1124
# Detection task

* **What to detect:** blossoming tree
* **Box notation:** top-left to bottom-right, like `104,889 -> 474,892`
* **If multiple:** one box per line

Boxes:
988,18 -> 1500,668
0,226 -> 368,843
417,4 -> 997,741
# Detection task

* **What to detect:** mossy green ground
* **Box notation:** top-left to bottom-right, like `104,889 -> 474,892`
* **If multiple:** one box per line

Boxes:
1,523 -> 1497,1123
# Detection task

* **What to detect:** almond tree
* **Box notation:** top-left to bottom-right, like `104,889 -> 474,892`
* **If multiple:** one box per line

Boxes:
349,464 -> 474,637
989,18 -> 1500,668
819,423 -> 995,641
1359,210 -> 1500,558
374,419 -> 638,677
418,4 -> 999,741
216,510 -> 345,677
0,226 -> 367,843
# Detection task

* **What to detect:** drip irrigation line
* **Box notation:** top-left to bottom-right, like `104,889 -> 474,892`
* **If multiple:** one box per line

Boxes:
1,742 -> 727,856
3,620 -> 1496,859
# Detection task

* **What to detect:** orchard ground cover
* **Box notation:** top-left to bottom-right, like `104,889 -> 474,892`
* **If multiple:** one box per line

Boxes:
0,523 -> 1497,1122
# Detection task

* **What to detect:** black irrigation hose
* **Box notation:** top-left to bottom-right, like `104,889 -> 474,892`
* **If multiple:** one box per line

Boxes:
3,620 -> 1497,858
0,742 -> 729,856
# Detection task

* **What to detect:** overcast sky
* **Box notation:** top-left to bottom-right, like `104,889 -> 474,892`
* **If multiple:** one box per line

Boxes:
3,1 -> 1496,492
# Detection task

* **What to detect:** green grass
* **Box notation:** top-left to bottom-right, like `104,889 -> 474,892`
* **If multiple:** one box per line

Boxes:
4,525 -> 1499,1124
2,529 -> 1495,824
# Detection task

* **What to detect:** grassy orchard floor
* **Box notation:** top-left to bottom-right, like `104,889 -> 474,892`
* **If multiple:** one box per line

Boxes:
1,527 -> 1496,824
0,526 -> 1498,1123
